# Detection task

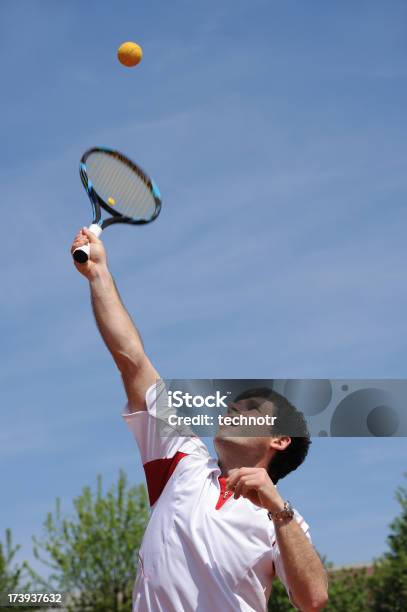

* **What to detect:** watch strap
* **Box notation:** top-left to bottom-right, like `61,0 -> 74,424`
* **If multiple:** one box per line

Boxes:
267,500 -> 294,522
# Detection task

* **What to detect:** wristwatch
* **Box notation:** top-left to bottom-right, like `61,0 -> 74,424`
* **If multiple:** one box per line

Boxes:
267,500 -> 294,523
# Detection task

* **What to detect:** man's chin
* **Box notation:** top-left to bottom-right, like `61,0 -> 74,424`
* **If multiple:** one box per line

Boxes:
215,428 -> 246,443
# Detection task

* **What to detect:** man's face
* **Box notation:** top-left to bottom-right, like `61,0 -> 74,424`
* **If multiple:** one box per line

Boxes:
214,397 -> 278,466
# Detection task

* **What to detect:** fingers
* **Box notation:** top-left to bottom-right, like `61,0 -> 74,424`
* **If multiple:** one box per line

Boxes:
83,227 -> 100,243
233,478 -> 246,500
71,229 -> 88,254
234,477 -> 260,500
225,467 -> 271,501
225,467 -> 260,491
70,227 -> 101,254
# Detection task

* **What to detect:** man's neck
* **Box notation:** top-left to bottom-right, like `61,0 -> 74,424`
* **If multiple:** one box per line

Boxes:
217,457 -> 268,477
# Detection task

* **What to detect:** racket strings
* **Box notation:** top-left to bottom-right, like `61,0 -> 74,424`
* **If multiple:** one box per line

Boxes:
98,156 -> 151,218
86,153 -> 157,220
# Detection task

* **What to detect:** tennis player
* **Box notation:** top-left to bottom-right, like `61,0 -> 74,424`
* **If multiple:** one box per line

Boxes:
72,228 -> 328,611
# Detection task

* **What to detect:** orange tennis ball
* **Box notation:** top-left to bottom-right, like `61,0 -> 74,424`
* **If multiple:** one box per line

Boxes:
117,41 -> 143,67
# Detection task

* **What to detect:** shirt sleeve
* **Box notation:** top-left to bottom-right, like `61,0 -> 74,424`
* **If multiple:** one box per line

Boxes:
122,380 -> 209,506
271,510 -> 312,607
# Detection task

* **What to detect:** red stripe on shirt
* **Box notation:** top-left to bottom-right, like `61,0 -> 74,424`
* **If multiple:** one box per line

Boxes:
143,452 -> 188,506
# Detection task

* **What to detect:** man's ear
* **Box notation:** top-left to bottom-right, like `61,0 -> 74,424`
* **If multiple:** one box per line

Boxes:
269,436 -> 291,452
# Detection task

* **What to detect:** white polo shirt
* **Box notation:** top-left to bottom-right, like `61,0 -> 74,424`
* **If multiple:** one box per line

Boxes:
123,383 -> 311,612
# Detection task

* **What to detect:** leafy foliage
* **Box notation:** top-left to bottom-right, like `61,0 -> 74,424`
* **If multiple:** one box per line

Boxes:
28,471 -> 149,611
370,476 -> 407,611
0,528 -> 30,593
326,566 -> 370,611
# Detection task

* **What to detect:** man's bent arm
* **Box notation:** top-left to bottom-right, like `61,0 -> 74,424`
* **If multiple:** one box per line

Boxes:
71,228 -> 158,411
226,468 -> 328,611
274,519 -> 328,611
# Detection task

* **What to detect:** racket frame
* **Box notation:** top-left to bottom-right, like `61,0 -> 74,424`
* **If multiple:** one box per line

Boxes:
79,146 -> 162,229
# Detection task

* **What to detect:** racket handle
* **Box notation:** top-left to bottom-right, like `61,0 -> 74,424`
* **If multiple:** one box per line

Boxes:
72,224 -> 103,264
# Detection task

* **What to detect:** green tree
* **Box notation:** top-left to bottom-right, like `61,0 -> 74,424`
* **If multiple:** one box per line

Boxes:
0,528 -> 30,593
370,476 -> 407,611
29,470 -> 149,612
326,566 -> 370,611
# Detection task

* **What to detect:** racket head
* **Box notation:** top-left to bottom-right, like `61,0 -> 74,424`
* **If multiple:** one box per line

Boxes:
79,147 -> 162,228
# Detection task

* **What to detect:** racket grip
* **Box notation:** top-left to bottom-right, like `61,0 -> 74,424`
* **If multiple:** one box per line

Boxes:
72,224 -> 102,264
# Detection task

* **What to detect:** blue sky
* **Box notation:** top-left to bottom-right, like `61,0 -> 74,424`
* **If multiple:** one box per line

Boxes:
1,0 -> 407,575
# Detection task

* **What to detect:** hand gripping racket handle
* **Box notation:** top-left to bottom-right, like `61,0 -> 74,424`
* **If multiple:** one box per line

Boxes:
72,224 -> 103,264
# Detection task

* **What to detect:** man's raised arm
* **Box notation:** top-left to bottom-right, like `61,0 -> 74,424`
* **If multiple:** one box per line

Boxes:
71,227 -> 159,411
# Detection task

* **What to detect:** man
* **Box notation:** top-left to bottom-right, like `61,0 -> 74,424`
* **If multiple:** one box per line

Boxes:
71,227 -> 328,611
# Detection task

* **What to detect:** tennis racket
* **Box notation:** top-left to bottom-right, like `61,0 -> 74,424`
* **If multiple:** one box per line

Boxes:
72,147 -> 162,263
